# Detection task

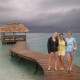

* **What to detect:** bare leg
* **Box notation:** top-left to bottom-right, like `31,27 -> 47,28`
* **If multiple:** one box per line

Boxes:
70,54 -> 74,71
48,52 -> 53,70
60,56 -> 64,70
54,52 -> 58,71
67,54 -> 71,70
59,56 -> 62,70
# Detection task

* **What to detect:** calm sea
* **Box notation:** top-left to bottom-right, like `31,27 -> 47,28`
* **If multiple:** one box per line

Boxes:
0,33 -> 44,80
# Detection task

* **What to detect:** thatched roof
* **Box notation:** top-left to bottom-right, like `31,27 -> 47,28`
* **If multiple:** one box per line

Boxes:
0,23 -> 29,33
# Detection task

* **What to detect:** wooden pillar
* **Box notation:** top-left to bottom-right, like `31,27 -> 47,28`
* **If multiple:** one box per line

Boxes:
25,32 -> 26,41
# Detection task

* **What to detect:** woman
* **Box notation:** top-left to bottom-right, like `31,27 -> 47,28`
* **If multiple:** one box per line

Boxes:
58,33 -> 66,70
66,31 -> 77,71
47,32 -> 58,71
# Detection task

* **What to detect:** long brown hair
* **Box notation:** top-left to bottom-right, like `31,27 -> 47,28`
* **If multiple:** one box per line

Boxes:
59,33 -> 67,46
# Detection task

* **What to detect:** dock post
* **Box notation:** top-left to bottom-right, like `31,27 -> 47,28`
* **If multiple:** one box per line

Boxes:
18,56 -> 22,64
34,63 -> 39,74
10,51 -> 14,58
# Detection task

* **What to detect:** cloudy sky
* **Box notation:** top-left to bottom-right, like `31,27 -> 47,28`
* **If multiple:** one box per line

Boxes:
0,0 -> 80,32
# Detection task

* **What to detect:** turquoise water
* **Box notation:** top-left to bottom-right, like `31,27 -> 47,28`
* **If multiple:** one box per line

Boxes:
0,41 -> 44,80
27,33 -> 80,67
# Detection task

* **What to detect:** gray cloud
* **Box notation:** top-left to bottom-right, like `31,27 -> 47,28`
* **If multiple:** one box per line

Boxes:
0,0 -> 80,32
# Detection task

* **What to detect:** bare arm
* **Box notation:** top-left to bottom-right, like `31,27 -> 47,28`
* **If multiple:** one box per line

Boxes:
74,43 -> 77,50
47,37 -> 51,53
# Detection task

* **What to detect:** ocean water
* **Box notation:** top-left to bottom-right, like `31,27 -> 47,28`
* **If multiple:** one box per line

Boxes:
0,41 -> 44,80
26,33 -> 80,67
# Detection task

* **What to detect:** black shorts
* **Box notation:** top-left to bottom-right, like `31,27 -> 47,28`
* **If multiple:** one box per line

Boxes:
49,48 -> 58,54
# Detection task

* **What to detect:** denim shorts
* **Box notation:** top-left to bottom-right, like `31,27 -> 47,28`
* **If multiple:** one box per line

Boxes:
66,51 -> 74,54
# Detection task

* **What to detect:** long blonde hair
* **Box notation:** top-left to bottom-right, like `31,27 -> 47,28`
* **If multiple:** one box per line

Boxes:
53,32 -> 58,40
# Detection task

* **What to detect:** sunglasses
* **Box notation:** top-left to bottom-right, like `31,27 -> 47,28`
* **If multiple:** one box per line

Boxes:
60,35 -> 64,37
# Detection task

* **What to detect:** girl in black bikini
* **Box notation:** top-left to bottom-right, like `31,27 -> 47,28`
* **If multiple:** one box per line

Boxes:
47,32 -> 58,71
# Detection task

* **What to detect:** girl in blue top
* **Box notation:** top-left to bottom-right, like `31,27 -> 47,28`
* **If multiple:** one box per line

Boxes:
66,32 -> 77,71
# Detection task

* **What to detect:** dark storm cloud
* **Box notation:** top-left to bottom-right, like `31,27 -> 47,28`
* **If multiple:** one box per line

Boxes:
29,8 -> 80,26
0,0 -> 80,32
28,8 -> 80,32
39,0 -> 80,7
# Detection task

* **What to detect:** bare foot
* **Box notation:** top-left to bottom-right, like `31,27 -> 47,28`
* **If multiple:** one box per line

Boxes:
66,67 -> 70,71
59,67 -> 64,71
55,67 -> 58,71
69,67 -> 72,71
48,67 -> 51,71
61,67 -> 64,71
59,67 -> 62,70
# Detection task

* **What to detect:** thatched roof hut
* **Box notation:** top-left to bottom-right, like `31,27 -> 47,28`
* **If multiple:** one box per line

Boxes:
0,23 -> 29,33
0,23 -> 29,44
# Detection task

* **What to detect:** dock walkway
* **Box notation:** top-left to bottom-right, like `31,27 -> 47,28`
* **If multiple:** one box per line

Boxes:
10,41 -> 80,80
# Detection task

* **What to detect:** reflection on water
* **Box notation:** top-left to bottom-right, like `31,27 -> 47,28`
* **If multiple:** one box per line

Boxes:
0,41 -> 44,80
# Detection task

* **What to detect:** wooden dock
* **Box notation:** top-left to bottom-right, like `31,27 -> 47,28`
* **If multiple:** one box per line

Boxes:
10,41 -> 80,80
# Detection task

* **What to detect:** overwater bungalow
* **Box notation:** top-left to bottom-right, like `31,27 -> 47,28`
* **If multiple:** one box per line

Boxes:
0,23 -> 29,44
